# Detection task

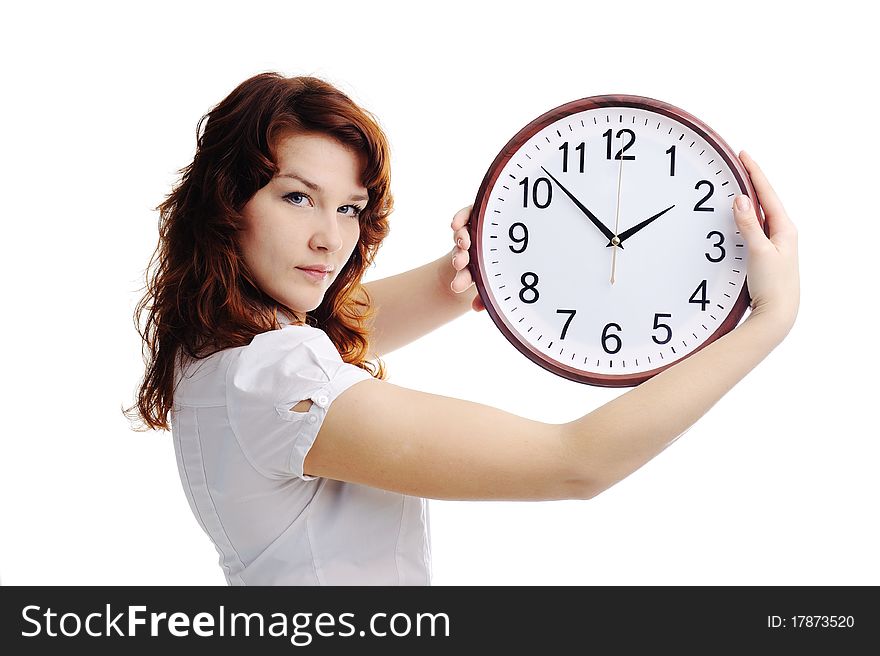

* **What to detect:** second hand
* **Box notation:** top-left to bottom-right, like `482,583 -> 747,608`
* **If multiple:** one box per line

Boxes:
610,146 -> 624,284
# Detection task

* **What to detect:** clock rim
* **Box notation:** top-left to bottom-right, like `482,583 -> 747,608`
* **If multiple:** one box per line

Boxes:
468,94 -> 762,387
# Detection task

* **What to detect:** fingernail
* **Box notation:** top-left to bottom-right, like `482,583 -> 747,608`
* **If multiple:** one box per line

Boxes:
457,238 -> 463,248
735,196 -> 751,212
452,255 -> 458,267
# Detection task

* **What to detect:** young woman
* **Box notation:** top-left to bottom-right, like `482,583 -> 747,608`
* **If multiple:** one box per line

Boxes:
126,72 -> 799,585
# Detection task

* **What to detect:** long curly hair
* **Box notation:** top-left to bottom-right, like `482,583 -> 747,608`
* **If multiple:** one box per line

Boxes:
124,72 -> 392,432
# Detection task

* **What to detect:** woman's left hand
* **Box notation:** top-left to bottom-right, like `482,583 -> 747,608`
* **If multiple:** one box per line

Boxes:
450,205 -> 485,312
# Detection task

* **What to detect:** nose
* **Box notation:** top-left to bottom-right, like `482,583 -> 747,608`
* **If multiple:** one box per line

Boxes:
308,208 -> 344,254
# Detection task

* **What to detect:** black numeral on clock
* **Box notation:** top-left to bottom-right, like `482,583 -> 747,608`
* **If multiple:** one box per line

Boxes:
651,313 -> 673,344
689,280 -> 710,311
603,129 -> 636,160
601,322 -> 623,354
666,145 -> 676,176
519,177 -> 552,209
508,222 -> 529,253
556,309 -> 576,340
559,142 -> 586,173
694,180 -> 715,212
519,272 -> 540,304
705,230 -> 726,262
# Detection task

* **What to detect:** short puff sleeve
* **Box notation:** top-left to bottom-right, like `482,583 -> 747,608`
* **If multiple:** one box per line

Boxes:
226,325 -> 374,481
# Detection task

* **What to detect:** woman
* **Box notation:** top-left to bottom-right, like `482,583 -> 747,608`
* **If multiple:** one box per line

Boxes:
126,72 -> 799,585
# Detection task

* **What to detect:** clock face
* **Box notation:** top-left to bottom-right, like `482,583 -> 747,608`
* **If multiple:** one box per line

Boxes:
470,95 -> 757,387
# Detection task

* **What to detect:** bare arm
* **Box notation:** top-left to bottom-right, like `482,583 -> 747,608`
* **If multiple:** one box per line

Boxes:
361,246 -> 477,356
307,152 -> 798,501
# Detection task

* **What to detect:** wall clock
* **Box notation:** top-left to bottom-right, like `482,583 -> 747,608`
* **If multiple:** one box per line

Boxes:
468,94 -> 761,387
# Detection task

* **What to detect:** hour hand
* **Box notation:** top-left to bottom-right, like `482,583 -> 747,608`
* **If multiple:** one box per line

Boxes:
609,204 -> 676,247
540,166 -> 617,245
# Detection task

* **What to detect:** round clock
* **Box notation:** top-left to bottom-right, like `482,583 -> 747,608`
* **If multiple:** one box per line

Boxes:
468,94 -> 762,387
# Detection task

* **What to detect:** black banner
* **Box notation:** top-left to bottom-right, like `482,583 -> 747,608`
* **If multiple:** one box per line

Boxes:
1,586 -> 874,653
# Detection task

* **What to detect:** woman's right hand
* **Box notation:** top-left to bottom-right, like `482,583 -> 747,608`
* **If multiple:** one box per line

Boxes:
732,151 -> 800,342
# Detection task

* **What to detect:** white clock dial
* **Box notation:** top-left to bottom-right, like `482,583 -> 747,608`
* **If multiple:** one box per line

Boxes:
475,100 -> 751,384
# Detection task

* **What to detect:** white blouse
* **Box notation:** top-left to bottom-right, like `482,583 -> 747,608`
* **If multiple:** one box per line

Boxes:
170,322 -> 432,585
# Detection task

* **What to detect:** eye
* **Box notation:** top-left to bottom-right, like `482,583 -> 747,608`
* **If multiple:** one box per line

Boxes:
283,191 -> 312,207
339,204 -> 364,217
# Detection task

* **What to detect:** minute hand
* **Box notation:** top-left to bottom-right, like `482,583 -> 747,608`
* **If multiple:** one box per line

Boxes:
540,166 -> 617,245
611,204 -> 676,247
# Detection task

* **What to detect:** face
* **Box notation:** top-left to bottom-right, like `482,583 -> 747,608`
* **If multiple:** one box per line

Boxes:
239,132 -> 368,322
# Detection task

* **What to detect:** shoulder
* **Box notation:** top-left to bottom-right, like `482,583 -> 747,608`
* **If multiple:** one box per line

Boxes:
228,325 -> 372,405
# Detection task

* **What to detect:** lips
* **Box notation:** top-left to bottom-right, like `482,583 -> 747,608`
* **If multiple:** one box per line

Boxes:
296,266 -> 333,282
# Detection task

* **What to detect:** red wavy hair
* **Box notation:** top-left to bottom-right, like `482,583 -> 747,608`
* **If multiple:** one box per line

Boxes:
125,72 -> 392,431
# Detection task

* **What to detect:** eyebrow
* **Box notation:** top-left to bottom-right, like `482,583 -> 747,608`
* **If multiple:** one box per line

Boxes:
276,172 -> 369,203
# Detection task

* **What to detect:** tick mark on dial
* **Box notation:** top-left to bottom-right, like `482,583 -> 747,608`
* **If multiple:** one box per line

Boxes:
710,314 -> 717,320
556,129 -> 561,137
671,346 -> 677,354
721,181 -> 729,186
504,296 -> 511,301
702,324 -> 707,330
527,326 -> 533,333
679,134 -> 685,141
516,163 -> 523,169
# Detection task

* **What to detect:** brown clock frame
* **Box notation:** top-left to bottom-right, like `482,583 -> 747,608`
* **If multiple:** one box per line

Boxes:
468,94 -> 762,387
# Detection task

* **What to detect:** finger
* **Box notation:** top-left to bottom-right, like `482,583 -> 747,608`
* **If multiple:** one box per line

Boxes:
450,204 -> 474,231
451,248 -> 470,271
451,267 -> 474,293
472,294 -> 486,312
454,226 -> 471,250
739,151 -> 796,239
732,194 -> 771,252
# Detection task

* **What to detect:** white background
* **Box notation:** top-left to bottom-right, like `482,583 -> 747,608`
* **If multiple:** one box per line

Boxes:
1,0 -> 877,586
